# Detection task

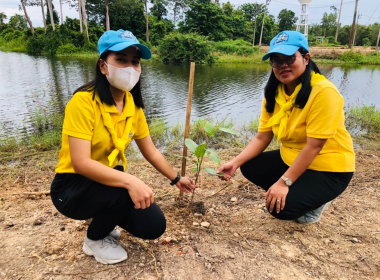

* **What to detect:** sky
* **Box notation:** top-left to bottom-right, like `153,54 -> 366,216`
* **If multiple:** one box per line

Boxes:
0,0 -> 379,28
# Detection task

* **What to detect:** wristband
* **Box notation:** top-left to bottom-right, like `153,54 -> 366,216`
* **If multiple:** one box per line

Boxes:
170,173 -> 181,185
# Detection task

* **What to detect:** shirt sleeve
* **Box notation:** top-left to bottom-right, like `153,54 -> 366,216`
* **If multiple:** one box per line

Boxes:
258,98 -> 273,132
306,86 -> 344,139
62,93 -> 95,141
133,107 -> 150,140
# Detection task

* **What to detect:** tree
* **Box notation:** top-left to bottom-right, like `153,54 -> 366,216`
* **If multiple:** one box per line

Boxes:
240,3 -> 265,46
46,1 -> 60,25
321,11 -> 337,37
20,0 -> 35,34
150,0 -> 168,21
46,0 -> 55,30
168,0 -> 188,26
41,0 -> 47,32
0,12 -> 7,25
277,9 -> 297,32
8,14 -> 28,30
182,0 -> 229,41
222,1 -> 233,17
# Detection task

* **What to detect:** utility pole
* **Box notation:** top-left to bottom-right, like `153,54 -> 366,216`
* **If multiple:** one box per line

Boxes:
348,0 -> 359,48
259,0 -> 270,47
353,12 -> 361,46
376,25 -> 380,53
335,0 -> 343,42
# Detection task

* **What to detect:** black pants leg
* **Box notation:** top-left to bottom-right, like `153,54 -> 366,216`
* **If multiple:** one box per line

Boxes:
240,150 -> 353,220
50,170 -> 166,240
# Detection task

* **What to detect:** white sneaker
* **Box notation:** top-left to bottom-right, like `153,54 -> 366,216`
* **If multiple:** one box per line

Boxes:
297,202 -> 331,224
109,227 -> 121,239
82,235 -> 128,264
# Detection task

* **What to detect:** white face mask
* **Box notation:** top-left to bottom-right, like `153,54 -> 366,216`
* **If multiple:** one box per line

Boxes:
104,62 -> 141,92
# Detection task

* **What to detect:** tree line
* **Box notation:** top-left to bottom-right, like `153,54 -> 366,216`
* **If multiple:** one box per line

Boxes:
0,0 -> 379,60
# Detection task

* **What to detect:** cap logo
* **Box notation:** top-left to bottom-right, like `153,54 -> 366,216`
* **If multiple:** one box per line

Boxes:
274,33 -> 288,45
119,31 -> 136,41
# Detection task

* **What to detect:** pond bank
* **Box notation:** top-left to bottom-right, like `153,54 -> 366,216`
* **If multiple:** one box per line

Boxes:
0,135 -> 379,279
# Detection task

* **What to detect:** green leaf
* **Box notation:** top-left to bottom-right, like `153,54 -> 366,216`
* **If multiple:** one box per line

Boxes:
203,167 -> 225,177
204,121 -> 215,137
191,167 -> 197,172
194,142 -> 207,158
206,148 -> 220,163
219,127 -> 240,136
185,138 -> 198,154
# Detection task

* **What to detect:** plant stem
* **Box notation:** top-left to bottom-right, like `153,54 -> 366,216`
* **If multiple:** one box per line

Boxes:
188,157 -> 202,210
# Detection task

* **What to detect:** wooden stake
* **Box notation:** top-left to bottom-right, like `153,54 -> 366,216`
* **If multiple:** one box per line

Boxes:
180,62 -> 195,197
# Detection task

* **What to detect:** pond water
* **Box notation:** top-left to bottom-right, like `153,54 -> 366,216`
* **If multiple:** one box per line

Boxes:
1,51 -> 380,139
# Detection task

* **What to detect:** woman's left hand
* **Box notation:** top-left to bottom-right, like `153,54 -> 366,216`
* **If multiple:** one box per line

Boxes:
175,177 -> 196,193
265,180 -> 289,213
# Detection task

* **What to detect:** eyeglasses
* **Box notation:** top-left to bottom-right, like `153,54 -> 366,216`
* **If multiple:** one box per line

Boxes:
269,54 -> 304,68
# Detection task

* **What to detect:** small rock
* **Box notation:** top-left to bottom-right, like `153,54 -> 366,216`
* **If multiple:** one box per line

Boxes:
194,213 -> 203,217
230,197 -> 237,202
193,222 -> 199,226
201,222 -> 210,228
164,237 -> 172,243
139,263 -> 145,267
233,233 -> 239,237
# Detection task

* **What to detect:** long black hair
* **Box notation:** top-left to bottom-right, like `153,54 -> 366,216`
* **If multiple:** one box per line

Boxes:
264,47 -> 320,113
73,51 -> 145,109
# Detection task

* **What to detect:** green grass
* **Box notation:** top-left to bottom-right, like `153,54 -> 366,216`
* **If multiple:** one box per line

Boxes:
0,37 -> 27,52
1,105 -> 379,153
346,105 -> 380,134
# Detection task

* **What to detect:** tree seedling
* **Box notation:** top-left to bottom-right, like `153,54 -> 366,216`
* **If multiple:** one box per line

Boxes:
183,121 -> 239,209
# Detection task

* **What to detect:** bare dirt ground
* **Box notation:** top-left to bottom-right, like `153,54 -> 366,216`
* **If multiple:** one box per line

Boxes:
1,140 -> 380,280
260,46 -> 377,59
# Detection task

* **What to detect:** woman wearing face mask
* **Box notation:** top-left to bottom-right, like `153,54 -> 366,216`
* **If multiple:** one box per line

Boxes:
218,31 -> 355,224
50,30 -> 196,265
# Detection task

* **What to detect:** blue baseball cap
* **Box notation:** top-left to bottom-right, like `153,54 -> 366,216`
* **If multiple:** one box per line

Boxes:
98,29 -> 152,59
262,31 -> 309,61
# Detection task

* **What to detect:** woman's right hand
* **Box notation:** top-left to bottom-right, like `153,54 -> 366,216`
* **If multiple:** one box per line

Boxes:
217,161 -> 239,181
126,175 -> 154,209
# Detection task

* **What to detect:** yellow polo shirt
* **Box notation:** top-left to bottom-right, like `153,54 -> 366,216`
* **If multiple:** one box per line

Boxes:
55,91 -> 149,173
258,79 -> 355,172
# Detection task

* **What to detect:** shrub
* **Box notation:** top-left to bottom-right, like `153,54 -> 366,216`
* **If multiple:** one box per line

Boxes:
56,43 -> 78,54
26,35 -> 44,54
326,36 -> 335,44
212,39 -> 260,56
157,32 -> 216,64
81,42 -> 97,52
340,51 -> 365,62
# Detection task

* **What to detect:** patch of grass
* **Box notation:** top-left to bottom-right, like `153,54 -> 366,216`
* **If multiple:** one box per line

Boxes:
0,37 -> 27,52
346,105 -> 380,134
148,117 -> 169,147
214,53 -> 265,63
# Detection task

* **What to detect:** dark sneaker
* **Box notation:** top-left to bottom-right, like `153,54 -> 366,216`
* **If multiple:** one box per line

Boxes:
109,227 -> 121,239
82,235 -> 128,264
297,202 -> 331,224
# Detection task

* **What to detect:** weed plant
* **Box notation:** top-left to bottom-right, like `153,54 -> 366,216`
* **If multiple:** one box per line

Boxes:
346,105 -> 380,134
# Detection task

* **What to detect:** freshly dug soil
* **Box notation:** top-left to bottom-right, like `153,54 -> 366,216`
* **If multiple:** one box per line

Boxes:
1,143 -> 379,280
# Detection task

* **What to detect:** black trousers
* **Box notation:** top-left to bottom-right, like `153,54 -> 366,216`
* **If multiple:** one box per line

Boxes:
240,150 -> 353,220
50,166 -> 166,240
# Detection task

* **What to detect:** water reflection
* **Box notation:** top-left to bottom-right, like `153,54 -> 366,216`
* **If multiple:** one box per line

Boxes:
1,50 -> 380,139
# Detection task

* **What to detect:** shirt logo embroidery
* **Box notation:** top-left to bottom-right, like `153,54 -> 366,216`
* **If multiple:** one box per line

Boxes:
119,31 -> 136,41
129,131 -> 133,138
274,33 -> 288,45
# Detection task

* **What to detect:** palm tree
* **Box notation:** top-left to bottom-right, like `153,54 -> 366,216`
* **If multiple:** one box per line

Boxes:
79,0 -> 89,41
47,0 -> 55,30
40,0 -> 47,32
59,0 -> 64,24
20,0 -> 35,34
